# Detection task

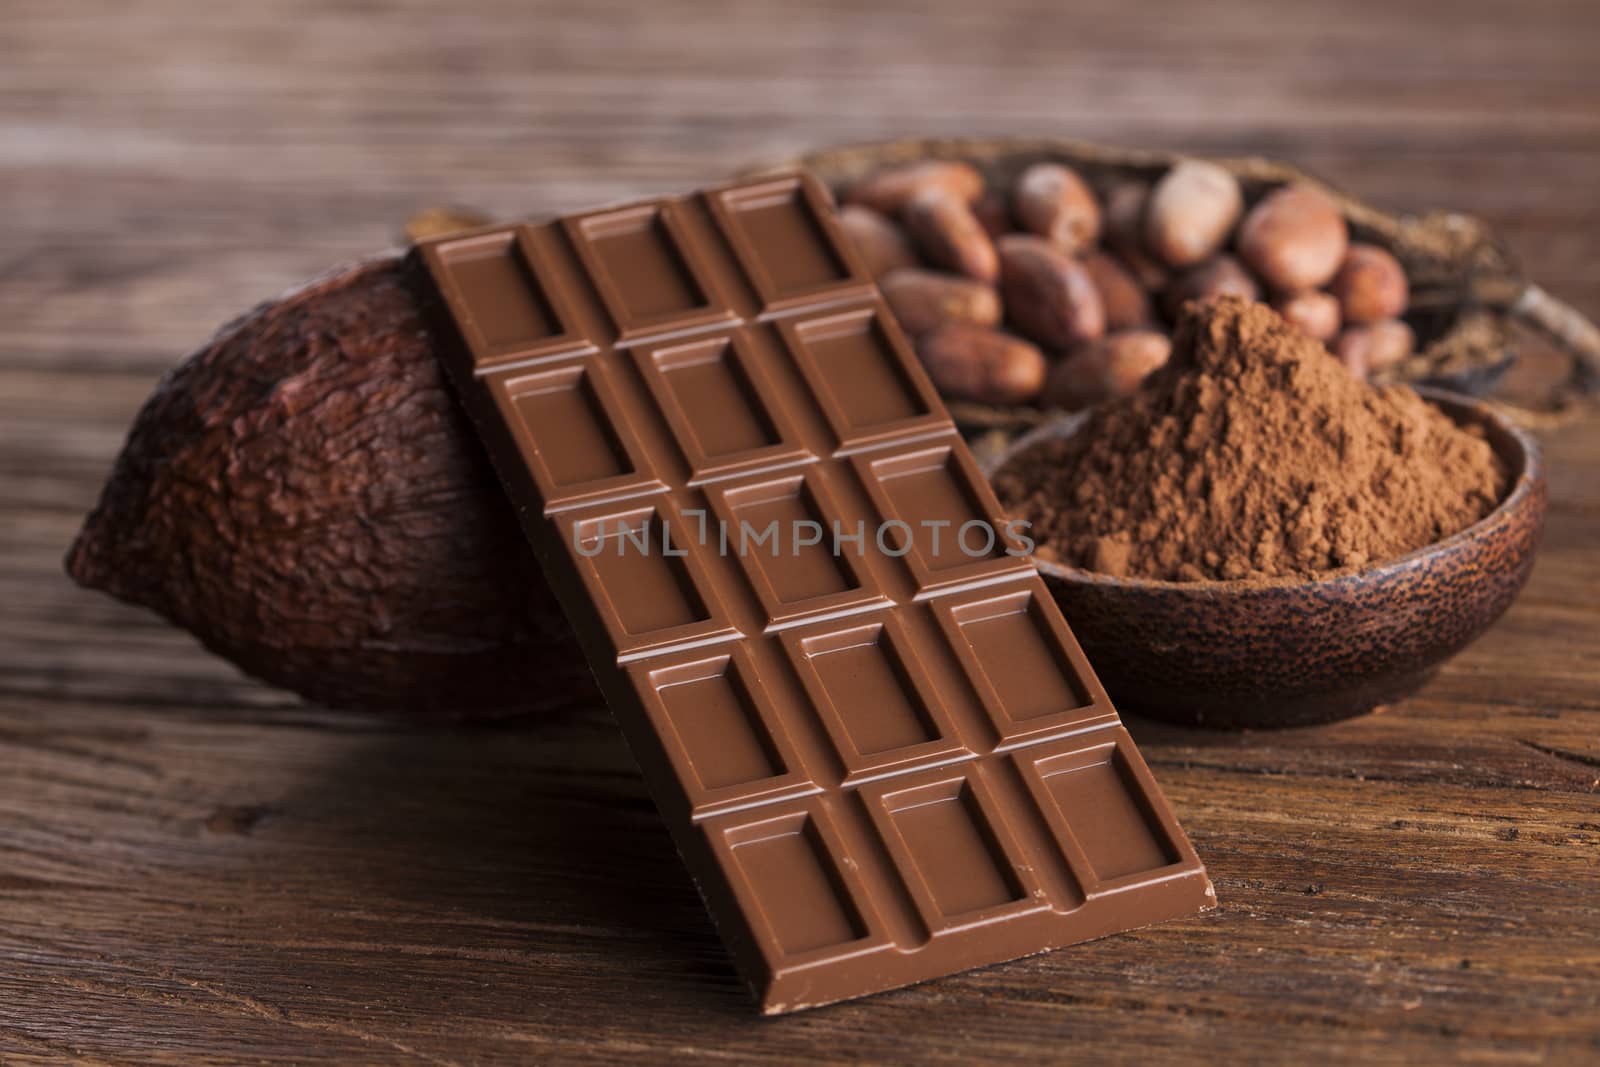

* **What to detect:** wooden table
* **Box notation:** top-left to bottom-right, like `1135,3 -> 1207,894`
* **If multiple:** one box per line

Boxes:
4,1 -> 1597,1062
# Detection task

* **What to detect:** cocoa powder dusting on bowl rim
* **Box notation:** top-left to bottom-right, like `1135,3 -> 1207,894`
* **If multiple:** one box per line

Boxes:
992,296 -> 1508,583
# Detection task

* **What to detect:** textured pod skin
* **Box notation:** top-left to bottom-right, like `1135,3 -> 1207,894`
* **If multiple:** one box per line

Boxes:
65,256 -> 594,717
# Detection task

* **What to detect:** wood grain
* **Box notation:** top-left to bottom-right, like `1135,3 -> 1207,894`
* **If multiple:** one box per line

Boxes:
2,0 -> 1598,1062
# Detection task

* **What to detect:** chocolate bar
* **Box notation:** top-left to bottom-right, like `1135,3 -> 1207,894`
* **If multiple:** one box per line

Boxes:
411,173 -> 1213,1013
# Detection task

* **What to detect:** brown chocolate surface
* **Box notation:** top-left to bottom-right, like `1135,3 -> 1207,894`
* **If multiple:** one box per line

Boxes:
411,173 -> 1213,1013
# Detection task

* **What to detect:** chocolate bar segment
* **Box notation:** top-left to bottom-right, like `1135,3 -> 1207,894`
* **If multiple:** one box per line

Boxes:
412,173 -> 1213,1013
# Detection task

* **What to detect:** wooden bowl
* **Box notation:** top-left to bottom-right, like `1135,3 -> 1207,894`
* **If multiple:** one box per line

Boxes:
985,389 -> 1547,729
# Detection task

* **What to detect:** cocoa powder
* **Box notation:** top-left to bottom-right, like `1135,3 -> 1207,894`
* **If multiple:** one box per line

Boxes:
993,297 -> 1507,582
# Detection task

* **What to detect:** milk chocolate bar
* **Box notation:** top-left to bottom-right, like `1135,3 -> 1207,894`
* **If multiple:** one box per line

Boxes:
411,173 -> 1213,1013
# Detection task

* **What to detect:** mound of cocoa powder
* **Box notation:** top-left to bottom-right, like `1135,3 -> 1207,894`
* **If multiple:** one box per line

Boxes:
992,296 -> 1507,582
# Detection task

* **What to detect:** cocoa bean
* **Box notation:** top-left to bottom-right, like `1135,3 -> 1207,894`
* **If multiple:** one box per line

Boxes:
878,268 -> 1002,336
1103,180 -> 1147,251
1043,330 -> 1172,410
973,190 -> 1014,238
1013,162 -> 1100,254
1082,251 -> 1154,331
1335,319 -> 1415,376
997,234 -> 1105,349
1102,181 -> 1169,290
836,204 -> 918,278
1271,289 -> 1342,342
1163,254 -> 1260,318
845,160 -> 984,214
915,323 -> 1046,404
1330,243 -> 1409,324
1334,336 -> 1371,380
1144,160 -> 1243,268
902,189 -> 999,283
1236,183 -> 1348,292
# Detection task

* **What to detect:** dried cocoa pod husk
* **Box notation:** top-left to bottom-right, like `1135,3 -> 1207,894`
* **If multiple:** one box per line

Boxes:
65,257 -> 594,717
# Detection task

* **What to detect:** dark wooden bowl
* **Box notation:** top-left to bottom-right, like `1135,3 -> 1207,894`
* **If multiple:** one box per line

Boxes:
985,389 -> 1547,729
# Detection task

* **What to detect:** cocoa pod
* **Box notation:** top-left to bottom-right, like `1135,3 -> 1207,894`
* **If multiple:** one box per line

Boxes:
1013,162 -> 1100,254
64,257 -> 596,718
1082,251 -> 1154,331
845,160 -> 984,214
1042,330 -> 1172,410
1272,289 -> 1342,342
902,189 -> 999,283
1335,319 -> 1416,377
1163,254 -> 1260,319
997,234 -> 1105,349
1330,243 -> 1409,324
1144,160 -> 1243,268
879,268 -> 1002,336
914,323 -> 1046,404
836,204 -> 918,278
1235,183 -> 1348,292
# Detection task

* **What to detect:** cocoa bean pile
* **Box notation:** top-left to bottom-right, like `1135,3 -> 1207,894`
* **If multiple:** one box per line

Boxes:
836,159 -> 1413,409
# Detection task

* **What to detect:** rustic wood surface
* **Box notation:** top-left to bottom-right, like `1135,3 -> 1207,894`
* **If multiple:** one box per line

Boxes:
3,0 -> 1598,1062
